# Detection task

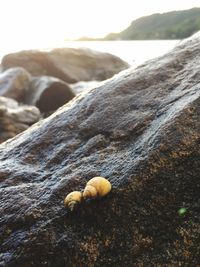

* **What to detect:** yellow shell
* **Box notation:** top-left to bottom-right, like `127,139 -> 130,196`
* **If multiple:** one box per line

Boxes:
64,191 -> 82,211
83,177 -> 112,199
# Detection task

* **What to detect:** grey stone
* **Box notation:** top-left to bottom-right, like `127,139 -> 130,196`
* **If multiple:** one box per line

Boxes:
24,76 -> 75,112
0,96 -> 40,143
0,67 -> 31,102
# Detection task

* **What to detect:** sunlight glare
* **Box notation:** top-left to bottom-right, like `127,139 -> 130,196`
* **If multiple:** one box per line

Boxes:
0,0 -> 200,51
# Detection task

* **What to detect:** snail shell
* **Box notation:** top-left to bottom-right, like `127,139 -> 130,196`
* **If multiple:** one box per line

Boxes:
83,177 -> 111,200
64,191 -> 82,211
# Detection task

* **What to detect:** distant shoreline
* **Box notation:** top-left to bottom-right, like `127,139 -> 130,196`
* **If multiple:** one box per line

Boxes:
75,7 -> 200,41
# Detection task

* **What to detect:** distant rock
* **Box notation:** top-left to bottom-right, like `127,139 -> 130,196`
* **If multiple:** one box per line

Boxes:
0,32 -> 200,266
24,76 -> 75,112
0,96 -> 40,143
0,67 -> 75,112
1,48 -> 130,83
0,67 -> 31,101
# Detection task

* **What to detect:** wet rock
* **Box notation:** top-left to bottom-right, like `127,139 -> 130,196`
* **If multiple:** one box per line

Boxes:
1,47 -> 130,83
0,67 -> 31,102
0,32 -> 200,266
0,96 -> 40,143
24,76 -> 75,112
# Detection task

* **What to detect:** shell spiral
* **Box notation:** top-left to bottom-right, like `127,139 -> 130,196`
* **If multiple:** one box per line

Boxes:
83,177 -> 112,199
64,191 -> 82,211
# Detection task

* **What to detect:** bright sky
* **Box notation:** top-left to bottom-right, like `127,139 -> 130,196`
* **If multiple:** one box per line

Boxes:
0,0 -> 200,49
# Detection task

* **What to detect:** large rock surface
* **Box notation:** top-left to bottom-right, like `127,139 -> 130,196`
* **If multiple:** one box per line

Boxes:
1,48 -> 130,83
24,76 -> 75,112
0,33 -> 200,266
0,67 -> 31,101
0,97 -> 40,143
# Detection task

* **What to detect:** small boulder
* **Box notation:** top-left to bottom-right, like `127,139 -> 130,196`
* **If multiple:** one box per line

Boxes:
0,96 -> 40,143
0,67 -> 31,102
24,76 -> 75,112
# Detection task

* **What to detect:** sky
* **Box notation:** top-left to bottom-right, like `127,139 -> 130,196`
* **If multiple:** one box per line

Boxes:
0,0 -> 200,49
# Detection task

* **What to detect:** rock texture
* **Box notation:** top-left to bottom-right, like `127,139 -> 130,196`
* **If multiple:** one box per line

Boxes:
0,67 -> 31,102
0,33 -> 200,266
0,96 -> 40,143
24,76 -> 75,112
1,48 -> 130,83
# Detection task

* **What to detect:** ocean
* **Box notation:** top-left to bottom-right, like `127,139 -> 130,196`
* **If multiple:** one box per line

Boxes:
0,40 -> 180,67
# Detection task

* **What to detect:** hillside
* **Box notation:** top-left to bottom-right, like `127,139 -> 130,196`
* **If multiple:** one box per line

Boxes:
106,8 -> 200,40
78,8 -> 200,41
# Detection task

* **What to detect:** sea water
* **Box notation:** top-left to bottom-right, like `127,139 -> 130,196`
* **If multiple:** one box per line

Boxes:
63,40 -> 180,66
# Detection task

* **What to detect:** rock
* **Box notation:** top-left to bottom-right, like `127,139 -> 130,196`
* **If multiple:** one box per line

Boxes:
0,67 -> 31,102
1,47 -> 130,83
0,67 -> 75,114
24,76 -> 75,113
0,96 -> 40,143
0,32 -> 200,266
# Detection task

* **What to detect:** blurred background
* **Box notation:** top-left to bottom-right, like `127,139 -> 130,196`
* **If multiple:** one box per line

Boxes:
0,0 -> 200,64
